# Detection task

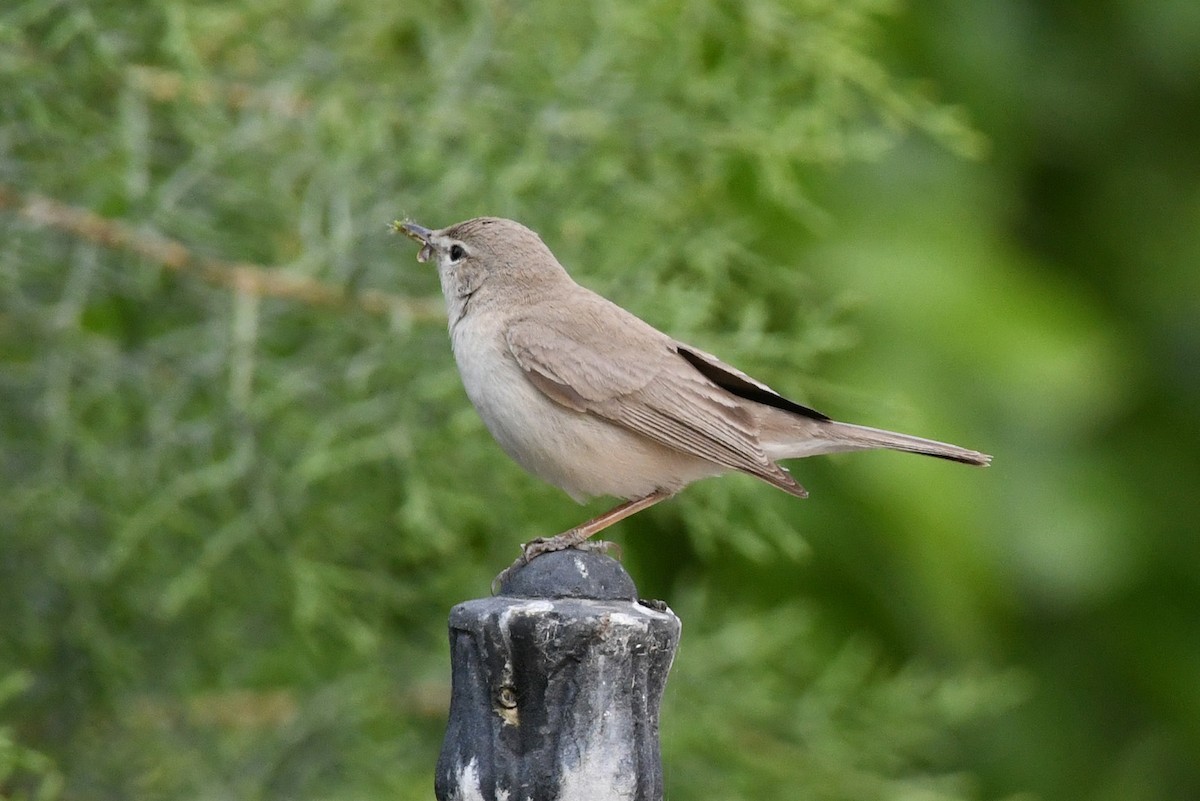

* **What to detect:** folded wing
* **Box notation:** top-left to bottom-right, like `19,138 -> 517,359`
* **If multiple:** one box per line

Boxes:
505,310 -> 807,497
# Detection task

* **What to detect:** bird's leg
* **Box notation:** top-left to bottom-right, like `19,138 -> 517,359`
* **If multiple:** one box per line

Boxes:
491,490 -> 673,595
522,489 -> 673,562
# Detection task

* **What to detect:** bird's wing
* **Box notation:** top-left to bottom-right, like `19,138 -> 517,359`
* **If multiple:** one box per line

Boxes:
504,303 -> 806,497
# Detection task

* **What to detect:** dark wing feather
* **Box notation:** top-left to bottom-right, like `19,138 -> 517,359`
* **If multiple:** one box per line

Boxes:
674,344 -> 829,421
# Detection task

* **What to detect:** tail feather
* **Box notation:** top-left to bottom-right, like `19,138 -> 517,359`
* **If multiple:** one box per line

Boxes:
828,421 -> 991,465
770,420 -> 992,466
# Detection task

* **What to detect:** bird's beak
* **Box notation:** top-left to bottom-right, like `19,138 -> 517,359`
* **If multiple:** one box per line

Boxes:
392,220 -> 434,263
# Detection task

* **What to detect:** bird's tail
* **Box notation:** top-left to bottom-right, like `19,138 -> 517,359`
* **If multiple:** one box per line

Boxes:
768,420 -> 992,466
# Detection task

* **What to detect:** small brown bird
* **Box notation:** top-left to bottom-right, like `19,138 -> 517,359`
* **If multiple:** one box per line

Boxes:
396,217 -> 990,561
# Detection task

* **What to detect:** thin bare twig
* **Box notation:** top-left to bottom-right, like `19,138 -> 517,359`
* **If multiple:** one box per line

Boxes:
0,184 -> 444,320
127,65 -> 311,117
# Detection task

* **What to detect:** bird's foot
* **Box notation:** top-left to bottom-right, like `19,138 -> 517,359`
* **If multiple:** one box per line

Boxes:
490,536 -> 622,595
520,533 -> 621,562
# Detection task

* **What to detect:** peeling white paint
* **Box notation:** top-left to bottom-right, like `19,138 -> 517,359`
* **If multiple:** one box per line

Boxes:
448,759 -> 516,801
605,611 -> 648,631
556,660 -> 638,801
497,600 -> 554,623
450,757 -> 487,801
625,602 -> 675,621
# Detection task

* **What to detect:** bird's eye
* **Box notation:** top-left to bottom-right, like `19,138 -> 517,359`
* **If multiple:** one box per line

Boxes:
449,244 -> 465,262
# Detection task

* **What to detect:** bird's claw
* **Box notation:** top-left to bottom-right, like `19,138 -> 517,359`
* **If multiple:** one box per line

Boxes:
490,539 -> 622,595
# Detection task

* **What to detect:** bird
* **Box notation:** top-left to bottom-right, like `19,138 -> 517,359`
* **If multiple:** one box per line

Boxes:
394,216 -> 990,562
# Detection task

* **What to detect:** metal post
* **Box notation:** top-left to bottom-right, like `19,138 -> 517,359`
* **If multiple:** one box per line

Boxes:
435,550 -> 681,801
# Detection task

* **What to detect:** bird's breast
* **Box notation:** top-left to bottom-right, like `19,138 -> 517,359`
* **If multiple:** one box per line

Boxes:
448,313 -> 722,502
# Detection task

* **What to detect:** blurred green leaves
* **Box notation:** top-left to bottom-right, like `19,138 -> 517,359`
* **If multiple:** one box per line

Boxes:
663,592 -> 1029,801
4,0 -> 1198,799
0,0 -> 1007,797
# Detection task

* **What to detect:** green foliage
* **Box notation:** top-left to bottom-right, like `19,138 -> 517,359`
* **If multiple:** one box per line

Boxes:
0,673 -> 62,801
3,0 -> 1198,800
663,592 -> 1028,801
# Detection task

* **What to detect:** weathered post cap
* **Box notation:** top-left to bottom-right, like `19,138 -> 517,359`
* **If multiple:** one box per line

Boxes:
494,549 -> 638,601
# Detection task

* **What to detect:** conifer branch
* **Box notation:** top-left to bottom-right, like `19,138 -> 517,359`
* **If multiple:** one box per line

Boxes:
0,184 -> 443,320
